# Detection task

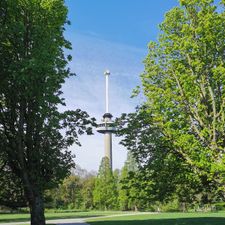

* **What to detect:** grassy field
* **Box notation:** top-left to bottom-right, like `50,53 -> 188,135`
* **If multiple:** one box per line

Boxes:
1,211 -> 225,224
0,210 -> 125,223
87,212 -> 225,225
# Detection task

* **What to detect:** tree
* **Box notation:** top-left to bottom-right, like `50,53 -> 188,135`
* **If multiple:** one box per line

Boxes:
0,148 -> 26,208
118,165 -> 129,211
93,157 -> 118,210
60,175 -> 83,209
144,0 -> 225,184
117,106 -> 214,210
73,165 -> 97,209
117,0 -> 225,207
0,165 -> 26,209
0,1 -> 95,224
131,0 -> 225,198
118,152 -> 138,211
81,175 -> 96,209
45,166 -> 97,210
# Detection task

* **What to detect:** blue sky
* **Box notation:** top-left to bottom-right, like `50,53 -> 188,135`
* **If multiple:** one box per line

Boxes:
63,0 -> 179,171
66,0 -> 178,47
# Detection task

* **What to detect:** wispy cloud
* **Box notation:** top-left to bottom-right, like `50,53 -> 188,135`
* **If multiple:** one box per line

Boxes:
62,32 -> 146,171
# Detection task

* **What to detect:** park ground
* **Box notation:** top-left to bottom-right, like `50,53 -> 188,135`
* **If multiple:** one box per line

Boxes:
88,212 -> 225,225
0,211 -> 225,225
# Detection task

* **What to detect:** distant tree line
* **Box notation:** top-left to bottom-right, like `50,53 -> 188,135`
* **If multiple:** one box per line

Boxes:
42,152 -> 225,212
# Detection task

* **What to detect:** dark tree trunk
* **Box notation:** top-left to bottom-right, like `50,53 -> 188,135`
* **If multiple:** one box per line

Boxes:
30,192 -> 45,225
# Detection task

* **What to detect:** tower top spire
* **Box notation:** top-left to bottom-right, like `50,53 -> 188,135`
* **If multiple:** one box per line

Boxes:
104,70 -> 110,113
104,70 -> 110,76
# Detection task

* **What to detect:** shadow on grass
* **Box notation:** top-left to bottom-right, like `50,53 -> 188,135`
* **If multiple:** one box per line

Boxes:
89,217 -> 225,225
0,218 -> 29,223
0,215 -> 101,223
57,224 -> 84,225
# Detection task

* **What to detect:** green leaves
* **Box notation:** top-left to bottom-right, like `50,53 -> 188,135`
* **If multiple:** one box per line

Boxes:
117,0 -> 225,207
93,157 -> 118,210
0,0 -> 96,217
141,0 -> 225,179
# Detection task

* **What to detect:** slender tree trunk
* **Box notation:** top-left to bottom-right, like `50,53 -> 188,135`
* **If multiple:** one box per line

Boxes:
30,192 -> 45,225
134,205 -> 138,212
182,202 -> 187,212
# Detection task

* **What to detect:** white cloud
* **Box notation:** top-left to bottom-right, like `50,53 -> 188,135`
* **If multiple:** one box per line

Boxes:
62,33 -> 146,171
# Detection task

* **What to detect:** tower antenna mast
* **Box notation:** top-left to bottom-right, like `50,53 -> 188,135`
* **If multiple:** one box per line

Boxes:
105,70 -> 110,113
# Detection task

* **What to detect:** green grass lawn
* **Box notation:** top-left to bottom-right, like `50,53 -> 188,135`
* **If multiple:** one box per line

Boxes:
1,211 -> 225,224
0,210 -> 126,223
87,212 -> 225,225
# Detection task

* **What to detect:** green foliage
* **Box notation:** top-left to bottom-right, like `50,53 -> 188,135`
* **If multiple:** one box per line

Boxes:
142,0 -> 225,185
45,167 -> 96,210
0,0 -> 96,224
117,0 -> 225,209
93,157 -> 118,210
117,107 -> 198,204
0,165 -> 26,209
81,175 -> 96,209
118,152 -> 144,211
118,165 -> 129,211
58,175 -> 83,209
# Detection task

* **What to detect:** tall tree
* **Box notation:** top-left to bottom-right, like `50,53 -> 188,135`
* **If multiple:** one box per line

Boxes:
81,175 -> 96,209
0,0 -> 95,224
118,165 -> 129,211
118,152 -> 138,211
139,0 -> 225,195
93,157 -> 118,210
117,106 -> 214,208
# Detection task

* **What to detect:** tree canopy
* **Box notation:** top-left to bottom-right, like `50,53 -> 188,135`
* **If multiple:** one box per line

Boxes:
117,0 -> 225,206
93,157 -> 118,210
0,0 -> 95,224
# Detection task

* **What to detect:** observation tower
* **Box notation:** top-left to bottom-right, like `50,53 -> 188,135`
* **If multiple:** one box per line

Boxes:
96,70 -> 116,170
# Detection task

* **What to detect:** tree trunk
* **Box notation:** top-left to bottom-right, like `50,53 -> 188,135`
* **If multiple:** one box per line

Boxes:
134,205 -> 138,212
30,193 -> 45,225
182,202 -> 187,212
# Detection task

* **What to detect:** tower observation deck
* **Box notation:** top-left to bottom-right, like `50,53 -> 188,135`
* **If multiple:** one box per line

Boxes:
96,70 -> 116,169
